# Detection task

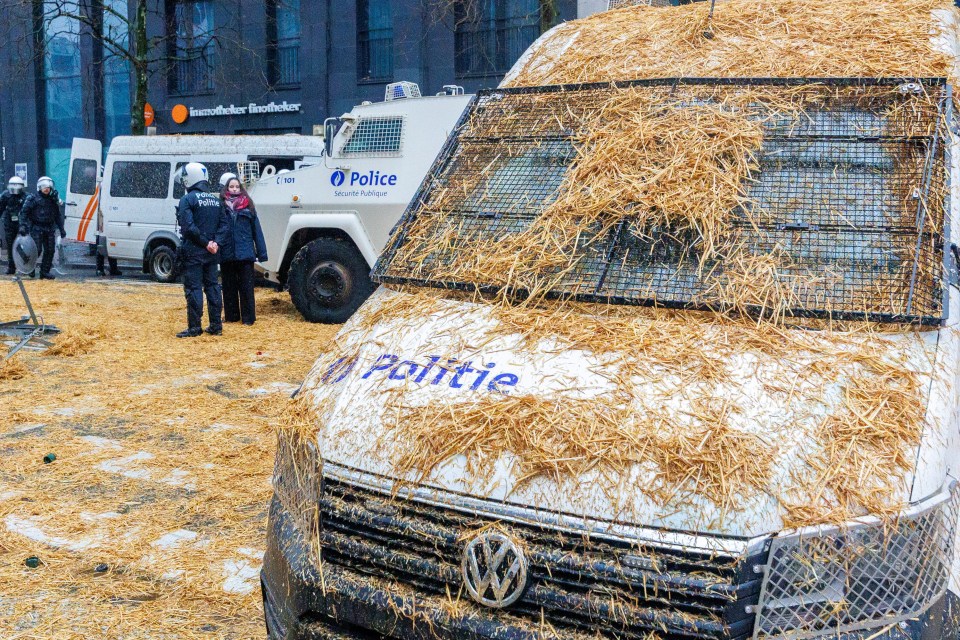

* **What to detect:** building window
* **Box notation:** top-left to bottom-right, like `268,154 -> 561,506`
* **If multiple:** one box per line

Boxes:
103,0 -> 131,141
357,0 -> 393,83
268,0 -> 301,87
455,0 -> 542,78
169,0 -> 215,95
41,1 -> 84,192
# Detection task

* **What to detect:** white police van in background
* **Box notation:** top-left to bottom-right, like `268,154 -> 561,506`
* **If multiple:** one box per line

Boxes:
245,82 -> 473,323
65,135 -> 327,282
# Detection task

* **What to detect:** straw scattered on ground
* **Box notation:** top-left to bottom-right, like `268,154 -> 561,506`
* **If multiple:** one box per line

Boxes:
0,279 -> 338,639
43,326 -> 103,357
0,356 -> 30,381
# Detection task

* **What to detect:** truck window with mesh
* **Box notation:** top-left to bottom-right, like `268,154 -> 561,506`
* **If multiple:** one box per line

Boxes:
340,116 -> 404,156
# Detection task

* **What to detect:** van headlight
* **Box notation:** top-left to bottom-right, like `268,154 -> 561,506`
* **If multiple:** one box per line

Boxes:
755,484 -> 959,639
273,429 -> 322,555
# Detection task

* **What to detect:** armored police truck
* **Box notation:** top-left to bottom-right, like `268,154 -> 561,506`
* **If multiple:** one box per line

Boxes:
245,82 -> 473,323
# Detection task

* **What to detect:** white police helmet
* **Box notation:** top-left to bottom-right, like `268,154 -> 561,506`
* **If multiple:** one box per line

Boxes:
7,176 -> 25,193
37,176 -> 54,191
218,172 -> 238,188
179,162 -> 208,190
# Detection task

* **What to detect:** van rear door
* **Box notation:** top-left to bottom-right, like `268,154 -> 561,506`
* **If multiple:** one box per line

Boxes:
65,138 -> 103,243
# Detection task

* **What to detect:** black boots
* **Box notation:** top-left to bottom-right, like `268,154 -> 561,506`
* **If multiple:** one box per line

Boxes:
176,328 -> 203,338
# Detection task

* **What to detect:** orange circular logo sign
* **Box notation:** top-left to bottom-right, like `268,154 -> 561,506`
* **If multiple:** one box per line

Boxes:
144,102 -> 155,126
171,104 -> 189,124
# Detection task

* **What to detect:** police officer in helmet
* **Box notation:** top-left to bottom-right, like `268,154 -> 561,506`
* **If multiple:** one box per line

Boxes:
1,176 -> 26,275
19,176 -> 65,279
176,162 -> 228,338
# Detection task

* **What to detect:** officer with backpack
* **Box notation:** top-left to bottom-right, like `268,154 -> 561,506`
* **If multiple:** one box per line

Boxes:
175,162 -> 228,338
1,176 -> 26,274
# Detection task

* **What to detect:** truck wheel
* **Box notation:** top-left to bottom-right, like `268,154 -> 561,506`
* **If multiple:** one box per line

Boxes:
149,245 -> 179,283
288,237 -> 375,323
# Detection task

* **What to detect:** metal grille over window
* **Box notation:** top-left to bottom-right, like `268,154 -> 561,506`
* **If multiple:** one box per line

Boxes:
340,116 -> 405,157
754,484 -> 960,640
373,78 -> 953,325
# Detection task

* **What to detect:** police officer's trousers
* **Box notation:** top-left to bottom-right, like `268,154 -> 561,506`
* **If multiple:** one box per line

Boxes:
31,227 -> 57,276
3,224 -> 16,273
182,259 -> 223,331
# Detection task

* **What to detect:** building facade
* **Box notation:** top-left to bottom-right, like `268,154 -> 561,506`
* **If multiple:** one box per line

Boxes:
0,0 -> 604,191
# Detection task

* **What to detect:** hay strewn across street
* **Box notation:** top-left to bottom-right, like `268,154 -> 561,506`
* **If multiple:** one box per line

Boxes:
0,280 -> 338,638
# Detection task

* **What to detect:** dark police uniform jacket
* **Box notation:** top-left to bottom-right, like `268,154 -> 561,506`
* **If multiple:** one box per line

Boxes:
20,190 -> 65,236
0,190 -> 25,230
176,182 -> 228,264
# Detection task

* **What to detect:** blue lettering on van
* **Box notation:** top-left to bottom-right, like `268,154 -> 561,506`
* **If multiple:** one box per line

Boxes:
276,175 -> 295,185
321,353 -> 519,394
349,170 -> 397,187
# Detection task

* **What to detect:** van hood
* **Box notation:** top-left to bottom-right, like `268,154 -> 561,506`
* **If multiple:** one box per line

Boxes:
301,287 -> 948,538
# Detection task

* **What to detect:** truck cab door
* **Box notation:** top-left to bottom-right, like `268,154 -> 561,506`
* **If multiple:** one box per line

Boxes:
64,137 -> 103,244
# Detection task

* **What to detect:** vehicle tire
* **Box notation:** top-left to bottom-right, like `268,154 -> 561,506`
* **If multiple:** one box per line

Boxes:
149,244 -> 179,283
287,237 -> 375,323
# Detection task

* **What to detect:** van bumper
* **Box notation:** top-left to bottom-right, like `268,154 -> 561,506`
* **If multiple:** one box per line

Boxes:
261,497 -> 960,640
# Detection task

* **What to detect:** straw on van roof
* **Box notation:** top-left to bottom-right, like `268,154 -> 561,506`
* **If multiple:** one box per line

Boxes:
504,0 -> 959,87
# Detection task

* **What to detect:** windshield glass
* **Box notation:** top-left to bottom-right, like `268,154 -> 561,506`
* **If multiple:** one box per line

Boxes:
374,78 -> 950,325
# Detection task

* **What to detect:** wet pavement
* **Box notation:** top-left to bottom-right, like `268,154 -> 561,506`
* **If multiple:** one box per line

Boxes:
2,239 -> 150,282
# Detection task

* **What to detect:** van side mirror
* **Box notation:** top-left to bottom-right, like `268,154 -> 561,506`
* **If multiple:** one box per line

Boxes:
323,117 -> 340,158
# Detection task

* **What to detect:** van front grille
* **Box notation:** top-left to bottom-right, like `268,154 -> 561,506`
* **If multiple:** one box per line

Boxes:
318,476 -> 765,640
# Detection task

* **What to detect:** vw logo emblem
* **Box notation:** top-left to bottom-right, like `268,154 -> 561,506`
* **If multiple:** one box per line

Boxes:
461,532 -> 527,608
331,170 -> 345,187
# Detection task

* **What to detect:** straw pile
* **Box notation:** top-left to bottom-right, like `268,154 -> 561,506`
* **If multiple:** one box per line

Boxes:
782,369 -> 926,527
504,0 -> 959,87
390,86 -> 773,300
389,393 -> 774,513
44,326 -> 102,357
0,356 -> 30,381
0,279 -> 338,638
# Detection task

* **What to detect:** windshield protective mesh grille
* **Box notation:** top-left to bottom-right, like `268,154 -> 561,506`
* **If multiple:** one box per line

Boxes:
340,116 -> 405,156
373,78 -> 952,324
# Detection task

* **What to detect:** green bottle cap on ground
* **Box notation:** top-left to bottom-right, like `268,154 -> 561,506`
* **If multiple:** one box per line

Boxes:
25,556 -> 40,568
43,453 -> 56,464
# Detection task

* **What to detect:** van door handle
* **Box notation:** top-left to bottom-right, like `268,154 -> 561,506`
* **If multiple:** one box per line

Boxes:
66,201 -> 77,206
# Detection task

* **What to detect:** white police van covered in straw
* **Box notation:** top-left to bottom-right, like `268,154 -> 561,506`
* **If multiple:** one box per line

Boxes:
262,8 -> 960,640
